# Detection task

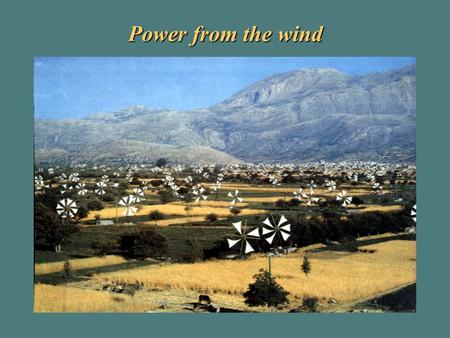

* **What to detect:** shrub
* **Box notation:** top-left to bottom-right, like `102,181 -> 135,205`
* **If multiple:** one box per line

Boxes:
352,196 -> 365,208
90,240 -> 116,256
275,199 -> 289,209
63,260 -> 72,278
243,269 -> 289,308
182,238 -> 204,263
302,297 -> 319,312
34,202 -> 79,250
100,192 -> 115,203
159,190 -> 175,204
301,256 -> 311,280
118,228 -> 168,259
205,213 -> 218,222
148,210 -> 165,225
87,199 -> 104,211
229,207 -> 241,217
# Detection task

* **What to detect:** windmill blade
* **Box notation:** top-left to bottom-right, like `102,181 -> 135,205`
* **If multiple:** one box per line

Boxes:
265,233 -> 276,244
227,192 -> 233,197
237,197 -> 243,203
232,221 -> 242,234
244,241 -> 254,254
262,217 -> 273,228
262,227 -> 273,235
247,228 -> 260,238
280,231 -> 290,241
279,223 -> 291,232
278,214 -> 288,226
227,238 -> 240,248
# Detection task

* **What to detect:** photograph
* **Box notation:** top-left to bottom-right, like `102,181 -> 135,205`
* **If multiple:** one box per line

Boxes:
33,56 -> 416,313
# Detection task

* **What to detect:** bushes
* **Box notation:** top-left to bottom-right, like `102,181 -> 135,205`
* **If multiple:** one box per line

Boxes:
118,228 -> 168,259
148,210 -> 165,225
243,269 -> 289,308
90,240 -> 117,256
301,297 -> 319,312
182,238 -> 204,263
86,198 -> 104,211
289,211 -> 410,249
205,213 -> 218,222
34,202 -> 79,250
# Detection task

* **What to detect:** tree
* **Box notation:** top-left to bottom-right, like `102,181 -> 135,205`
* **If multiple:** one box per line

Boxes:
148,210 -> 165,225
155,158 -> 168,167
63,260 -> 72,278
205,213 -> 218,222
87,198 -> 104,211
182,237 -> 204,263
34,202 -> 79,252
184,203 -> 193,217
243,269 -> 289,308
77,205 -> 89,219
118,228 -> 168,259
159,190 -> 175,204
229,207 -> 241,218
352,196 -> 365,208
301,256 -> 311,280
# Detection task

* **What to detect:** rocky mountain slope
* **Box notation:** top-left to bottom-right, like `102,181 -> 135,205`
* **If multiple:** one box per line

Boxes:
35,65 -> 416,164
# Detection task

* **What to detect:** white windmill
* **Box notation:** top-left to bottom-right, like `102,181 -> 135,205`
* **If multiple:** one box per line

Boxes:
69,172 -> 80,183
411,204 -> 416,223
293,187 -> 307,201
227,220 -> 260,255
54,198 -> 78,252
34,175 -> 49,191
141,180 -> 149,191
326,180 -> 337,191
307,180 -> 317,194
95,180 -> 107,195
76,182 -> 88,196
305,194 -> 319,206
212,180 -> 222,192
261,214 -> 291,245
192,186 -> 207,204
373,182 -> 383,195
212,180 -> 222,200
118,195 -> 138,217
132,187 -> 145,202
56,198 -> 78,219
228,189 -> 244,205
337,190 -> 352,207
60,183 -> 73,194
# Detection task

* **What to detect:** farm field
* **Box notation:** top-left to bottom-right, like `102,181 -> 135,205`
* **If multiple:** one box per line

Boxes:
34,162 -> 416,312
34,234 -> 416,312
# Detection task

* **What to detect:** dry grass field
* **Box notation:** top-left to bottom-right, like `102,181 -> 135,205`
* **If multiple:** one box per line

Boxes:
34,284 -> 154,312
143,215 -> 226,226
94,238 -> 416,305
83,202 -> 266,221
35,255 -> 128,275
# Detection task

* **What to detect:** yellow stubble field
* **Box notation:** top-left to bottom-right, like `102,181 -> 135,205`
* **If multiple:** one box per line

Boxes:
94,239 -> 416,305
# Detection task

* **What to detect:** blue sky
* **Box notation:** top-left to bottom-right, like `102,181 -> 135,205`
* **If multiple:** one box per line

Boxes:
34,57 -> 415,119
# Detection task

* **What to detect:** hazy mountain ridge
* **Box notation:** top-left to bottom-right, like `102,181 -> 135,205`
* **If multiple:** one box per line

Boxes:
35,65 -> 416,164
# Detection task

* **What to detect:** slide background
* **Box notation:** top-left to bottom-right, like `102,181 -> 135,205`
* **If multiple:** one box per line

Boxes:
0,0 -> 448,337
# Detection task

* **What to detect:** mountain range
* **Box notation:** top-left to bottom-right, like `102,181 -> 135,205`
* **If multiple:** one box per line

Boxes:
34,65 -> 416,165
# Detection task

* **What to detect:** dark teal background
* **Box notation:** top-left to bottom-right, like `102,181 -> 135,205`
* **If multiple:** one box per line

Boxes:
0,0 -> 447,337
